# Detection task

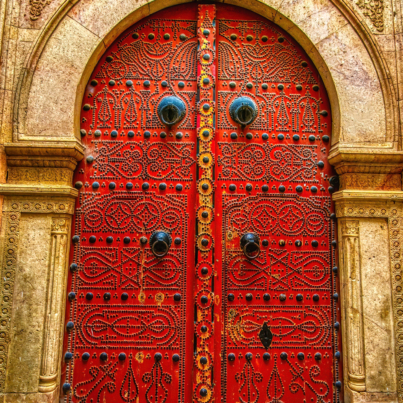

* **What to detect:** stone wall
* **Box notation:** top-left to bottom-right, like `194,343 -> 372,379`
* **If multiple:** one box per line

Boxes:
0,0 -> 401,402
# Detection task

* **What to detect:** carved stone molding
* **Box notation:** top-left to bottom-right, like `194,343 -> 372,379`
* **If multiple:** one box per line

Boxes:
340,219 -> 366,392
39,216 -> 70,392
356,0 -> 384,32
0,196 -> 75,393
7,167 -> 73,186
29,0 -> 52,20
335,192 -> 403,402
340,174 -> 401,191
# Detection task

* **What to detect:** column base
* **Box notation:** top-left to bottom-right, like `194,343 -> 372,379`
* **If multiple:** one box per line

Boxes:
345,386 -> 398,403
0,388 -> 59,403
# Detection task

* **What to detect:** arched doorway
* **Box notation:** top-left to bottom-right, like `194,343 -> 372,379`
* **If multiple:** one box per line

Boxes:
62,3 -> 339,402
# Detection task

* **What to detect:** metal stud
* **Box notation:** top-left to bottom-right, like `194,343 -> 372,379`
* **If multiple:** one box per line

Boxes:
70,263 -> 78,272
100,352 -> 108,361
280,352 -> 287,360
229,82 -> 236,88
262,240 -> 269,246
68,292 -> 76,301
200,388 -> 208,397
246,184 -> 252,191
83,104 -> 91,111
311,186 -> 318,192
246,35 -> 253,41
246,133 -> 253,139
262,36 -> 268,42
144,131 -> 151,138
176,132 -> 183,139
89,236 -> 96,243
293,134 -> 300,141
103,292 -> 111,301
277,134 -> 284,140
315,353 -> 322,360
230,132 -> 238,139
298,353 -> 304,360
279,294 -> 286,301
109,80 -> 115,86
109,182 -> 116,190
91,80 -> 98,86
309,135 -> 315,141
296,186 -> 303,192
128,131 -> 134,138
80,129 -> 86,137
121,293 -> 129,301
296,294 -> 303,301
245,352 -> 253,360
312,240 -> 318,247
174,293 -> 181,301
179,34 -> 186,41
201,267 -> 208,275
123,237 -> 130,244
295,240 -> 302,246
203,29 -> 210,36
263,293 -> 270,301
229,184 -> 236,191
173,354 -> 180,362
126,182 -> 133,190
322,135 -> 330,142
92,182 -> 100,190
262,185 -> 268,192
200,356 -> 208,365
119,353 -> 126,361
132,33 -> 139,39
164,33 -> 170,40
228,353 -> 235,361
263,352 -> 271,360
279,185 -> 285,192
82,352 -> 90,360
148,33 -> 155,40
176,184 -> 183,191
201,326 -> 207,333
111,130 -> 118,138
142,182 -> 149,190
86,292 -> 93,301
65,352 -> 73,361
74,182 -> 83,189
62,384 -> 71,394
278,37 -> 285,43
201,296 -> 208,304
262,133 -> 269,140
230,34 -> 237,40
296,85 -> 303,90
313,294 -> 320,302
245,293 -> 253,301
228,294 -> 235,301
106,236 -> 113,244
66,321 -> 74,331
178,82 -> 185,88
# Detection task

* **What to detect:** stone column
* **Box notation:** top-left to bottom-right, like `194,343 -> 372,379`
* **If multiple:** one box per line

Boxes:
38,216 -> 70,393
339,219 -> 366,392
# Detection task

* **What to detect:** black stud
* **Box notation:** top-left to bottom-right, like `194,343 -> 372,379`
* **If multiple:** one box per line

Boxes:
128,131 -> 134,138
161,81 -> 168,87
173,354 -> 180,362
262,185 -> 269,192
174,293 -> 181,301
176,184 -> 183,191
279,240 -> 286,246
228,353 -> 235,361
201,211 -> 209,218
277,134 -> 284,140
65,352 -> 73,361
245,352 -> 253,361
317,161 -> 324,168
106,236 -> 113,244
328,186 -> 335,193
111,130 -> 118,138
201,326 -> 207,333
245,293 -> 253,301
296,186 -> 303,192
202,130 -> 209,137
82,352 -> 90,360
296,294 -> 303,301
313,294 -> 320,302
296,85 -> 303,90
203,78 -> 210,85
312,240 -> 318,247
89,236 -> 96,243
298,353 -> 304,360
126,80 -> 133,87
230,34 -> 237,40
246,184 -> 252,191
132,32 -> 139,39
313,85 -> 319,91
174,237 -> 181,245
332,240 -> 337,247
144,131 -> 151,138
155,352 -> 162,361
230,132 -> 238,139
262,36 -> 268,42
311,186 -> 318,192
279,294 -> 286,301
106,56 -> 113,62
309,135 -> 315,141
83,104 -> 91,111
229,82 -> 236,88
140,236 -> 147,244
109,80 -> 115,86
295,240 -> 302,247
203,103 -> 210,111
109,182 -> 116,190
66,321 -> 74,331
246,82 -> 253,89
123,237 -> 130,244
332,266 -> 338,274
68,292 -> 76,301
263,352 -> 271,360
103,292 -> 111,301
178,82 -> 185,88
100,352 -> 108,361
278,36 -> 285,43
203,54 -> 210,60
90,80 -> 98,86
144,80 -> 150,87
262,133 -> 269,140
119,353 -> 126,361
70,263 -> 78,272
80,129 -> 86,137
202,157 -> 209,163
142,182 -> 149,190
280,352 -> 287,360
201,296 -> 208,304
200,388 -> 208,397
246,133 -> 253,139
159,183 -> 167,191
148,33 -> 155,40
322,135 -> 330,142
72,235 -> 80,243
160,132 -> 166,138
293,134 -> 300,141
201,267 -> 208,275
335,351 -> 341,359
201,238 -> 209,246
262,239 -> 269,246
203,29 -> 210,36
246,35 -> 253,41
279,185 -> 285,192
263,293 -> 270,301
334,322 -> 340,330
74,181 -> 83,189
92,182 -> 100,190
86,292 -> 93,301
200,356 -> 208,365
319,110 -> 328,117
121,293 -> 129,301
335,381 -> 342,389
202,183 -> 209,191
278,84 -> 284,90
62,383 -> 71,394
301,61 -> 308,67
164,33 -> 170,40
94,130 -> 101,137
315,353 -> 322,361
229,184 -> 236,191
330,213 -> 336,220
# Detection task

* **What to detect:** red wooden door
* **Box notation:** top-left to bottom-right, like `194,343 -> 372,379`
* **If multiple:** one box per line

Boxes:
62,4 -> 341,403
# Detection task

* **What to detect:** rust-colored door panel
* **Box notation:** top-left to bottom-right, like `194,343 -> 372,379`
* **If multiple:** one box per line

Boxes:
62,4 -> 341,403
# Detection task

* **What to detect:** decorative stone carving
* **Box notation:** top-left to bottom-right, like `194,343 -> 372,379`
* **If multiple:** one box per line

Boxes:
39,217 -> 70,392
356,0 -> 384,31
340,174 -> 401,191
340,219 -> 366,392
29,0 -> 52,20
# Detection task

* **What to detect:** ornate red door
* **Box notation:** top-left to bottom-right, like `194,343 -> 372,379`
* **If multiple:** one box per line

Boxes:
62,4 -> 341,403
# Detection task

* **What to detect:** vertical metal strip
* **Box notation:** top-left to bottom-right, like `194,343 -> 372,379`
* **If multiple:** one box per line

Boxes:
194,4 -> 216,402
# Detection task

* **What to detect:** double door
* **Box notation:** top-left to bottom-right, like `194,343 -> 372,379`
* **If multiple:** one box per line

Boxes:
63,4 -> 340,403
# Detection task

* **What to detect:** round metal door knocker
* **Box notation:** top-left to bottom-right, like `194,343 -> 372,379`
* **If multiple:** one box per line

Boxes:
229,96 -> 258,126
240,233 -> 260,259
150,231 -> 172,257
157,96 -> 186,126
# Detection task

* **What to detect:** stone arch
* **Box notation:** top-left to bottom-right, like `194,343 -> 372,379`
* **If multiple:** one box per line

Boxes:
11,0 -> 397,154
